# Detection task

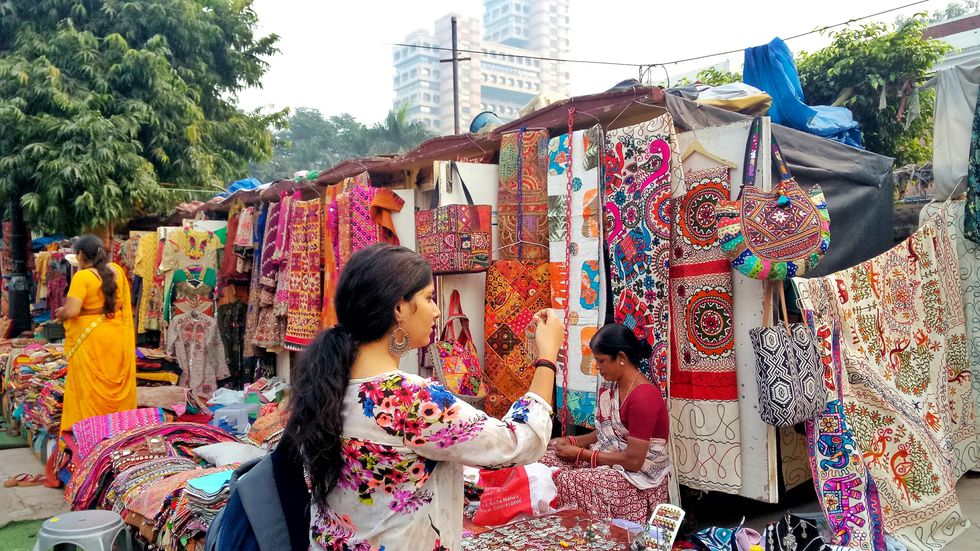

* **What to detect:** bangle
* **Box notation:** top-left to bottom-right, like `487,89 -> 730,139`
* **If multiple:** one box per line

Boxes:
575,448 -> 585,464
590,450 -> 598,469
533,359 -> 557,371
567,435 -> 577,446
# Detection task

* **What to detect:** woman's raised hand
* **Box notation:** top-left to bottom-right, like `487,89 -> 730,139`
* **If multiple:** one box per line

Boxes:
533,308 -> 564,363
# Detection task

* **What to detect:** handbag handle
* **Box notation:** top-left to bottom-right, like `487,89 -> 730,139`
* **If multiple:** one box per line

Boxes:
440,289 -> 474,346
762,281 -> 792,336
431,161 -> 478,209
739,117 -> 795,199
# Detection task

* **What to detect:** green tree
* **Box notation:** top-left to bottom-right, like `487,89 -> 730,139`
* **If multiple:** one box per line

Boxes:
797,16 -> 951,165
676,67 -> 743,87
251,104 -> 435,182
0,0 -> 284,234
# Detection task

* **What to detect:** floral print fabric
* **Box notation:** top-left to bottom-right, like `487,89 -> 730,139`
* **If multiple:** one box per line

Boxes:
795,214 -> 979,551
310,371 -> 552,551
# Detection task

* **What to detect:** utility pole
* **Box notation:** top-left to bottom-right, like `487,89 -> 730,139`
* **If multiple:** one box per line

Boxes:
440,16 -> 471,135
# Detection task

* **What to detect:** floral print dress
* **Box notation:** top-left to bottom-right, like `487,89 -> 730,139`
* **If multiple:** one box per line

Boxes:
310,371 -> 553,551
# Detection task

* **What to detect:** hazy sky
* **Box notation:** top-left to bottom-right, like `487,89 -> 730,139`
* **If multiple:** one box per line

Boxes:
237,0 -> 950,125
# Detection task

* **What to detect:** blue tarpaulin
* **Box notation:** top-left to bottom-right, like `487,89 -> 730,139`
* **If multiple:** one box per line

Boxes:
743,37 -> 863,148
217,177 -> 262,199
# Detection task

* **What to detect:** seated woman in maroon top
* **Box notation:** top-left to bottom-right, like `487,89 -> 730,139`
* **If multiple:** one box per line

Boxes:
541,324 -> 672,524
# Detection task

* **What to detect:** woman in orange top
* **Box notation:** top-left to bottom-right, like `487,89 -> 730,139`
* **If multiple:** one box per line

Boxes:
55,235 -> 137,435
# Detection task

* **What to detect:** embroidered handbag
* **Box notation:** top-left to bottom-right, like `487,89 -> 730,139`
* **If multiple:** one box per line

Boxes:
429,289 -> 486,405
716,117 -> 830,280
416,162 -> 492,275
749,283 -> 823,427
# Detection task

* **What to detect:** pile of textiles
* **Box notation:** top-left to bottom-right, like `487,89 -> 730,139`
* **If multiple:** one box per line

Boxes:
66,422 -> 237,510
170,470 -> 235,542
4,345 -> 66,434
135,356 -> 182,386
243,404 -> 286,449
69,407 -> 170,461
462,510 -> 632,550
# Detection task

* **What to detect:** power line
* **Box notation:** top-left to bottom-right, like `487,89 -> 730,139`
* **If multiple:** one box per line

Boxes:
390,0 -> 933,69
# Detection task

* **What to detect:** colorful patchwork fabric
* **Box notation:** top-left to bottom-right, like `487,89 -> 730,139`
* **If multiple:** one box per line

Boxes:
547,126 -> 604,427
484,260 -> 552,418
796,214 -> 978,551
669,166 -> 741,495
285,198 -> 323,349
602,113 -> 682,397
498,129 -> 550,261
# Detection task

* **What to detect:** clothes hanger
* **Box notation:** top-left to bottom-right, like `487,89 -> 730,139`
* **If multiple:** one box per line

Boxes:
681,140 -> 737,168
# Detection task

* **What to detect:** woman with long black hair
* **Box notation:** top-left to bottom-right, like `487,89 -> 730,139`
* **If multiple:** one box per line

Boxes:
55,234 -> 137,437
287,244 -> 562,550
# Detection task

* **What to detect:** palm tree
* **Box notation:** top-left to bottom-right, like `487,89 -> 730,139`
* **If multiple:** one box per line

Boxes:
369,103 -> 435,156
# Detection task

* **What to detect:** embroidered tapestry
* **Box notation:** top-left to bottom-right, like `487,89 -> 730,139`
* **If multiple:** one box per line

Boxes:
285,199 -> 323,349
803,312 -> 887,551
796,214 -> 978,551
668,166 -> 741,494
548,126 -> 605,427
321,186 -> 340,329
498,129 -> 550,261
920,201 -> 980,454
602,113 -> 682,398
484,260 -> 552,418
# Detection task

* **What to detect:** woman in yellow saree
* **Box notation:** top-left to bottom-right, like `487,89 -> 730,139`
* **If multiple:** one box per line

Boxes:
55,235 -> 137,435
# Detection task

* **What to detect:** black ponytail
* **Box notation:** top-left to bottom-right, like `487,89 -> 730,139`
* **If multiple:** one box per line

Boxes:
589,323 -> 650,367
285,244 -> 432,510
73,234 -> 117,314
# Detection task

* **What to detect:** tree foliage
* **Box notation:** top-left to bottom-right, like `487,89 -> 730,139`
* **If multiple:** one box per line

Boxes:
251,103 -> 435,183
797,17 -> 951,165
0,0 -> 284,234
676,67 -> 743,87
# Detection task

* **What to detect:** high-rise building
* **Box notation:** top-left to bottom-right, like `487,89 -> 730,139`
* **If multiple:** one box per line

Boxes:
392,0 -> 570,134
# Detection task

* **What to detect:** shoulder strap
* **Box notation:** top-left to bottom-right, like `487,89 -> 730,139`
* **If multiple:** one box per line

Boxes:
450,161 -> 476,206
739,117 -> 763,198
440,289 -> 473,345
770,135 -> 793,184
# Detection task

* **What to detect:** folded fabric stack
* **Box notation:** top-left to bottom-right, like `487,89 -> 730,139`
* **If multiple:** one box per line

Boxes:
5,345 -> 66,435
148,467 -> 234,551
67,422 -> 237,510
70,407 -> 170,461
179,470 -> 234,534
136,357 -> 182,386
105,457 -> 199,513
243,404 -> 286,449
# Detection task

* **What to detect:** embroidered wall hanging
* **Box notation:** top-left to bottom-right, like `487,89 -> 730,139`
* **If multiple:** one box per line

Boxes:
602,113 -> 682,397
548,126 -> 605,427
284,199 -> 323,349
484,260 -> 552,418
498,129 -> 550,261
796,214 -> 978,551
668,165 -> 742,494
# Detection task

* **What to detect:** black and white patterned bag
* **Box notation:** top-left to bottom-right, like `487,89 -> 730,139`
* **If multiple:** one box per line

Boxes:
749,283 -> 824,427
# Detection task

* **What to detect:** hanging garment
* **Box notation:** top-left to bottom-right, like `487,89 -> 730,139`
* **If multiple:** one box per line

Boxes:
484,260 -> 552,419
171,280 -> 214,318
160,227 -> 220,322
167,311 -> 230,400
602,113 -> 683,397
322,187 -> 340,328
547,126 -> 605,427
965,83 -> 980,244
284,199 -> 323,349
498,129 -> 550,261
743,37 -> 862,147
337,173 -> 405,269
217,300 -> 247,384
923,58 -> 980,200
243,204 -> 267,358
669,166 -> 741,494
135,232 -> 159,334
259,201 -> 281,288
919,201 -> 980,457
795,214 -> 978,551
801,313 -> 887,551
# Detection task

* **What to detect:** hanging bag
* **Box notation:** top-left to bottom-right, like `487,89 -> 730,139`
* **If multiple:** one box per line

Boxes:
416,162 -> 493,275
716,117 -> 830,280
749,282 -> 824,427
429,289 -> 487,406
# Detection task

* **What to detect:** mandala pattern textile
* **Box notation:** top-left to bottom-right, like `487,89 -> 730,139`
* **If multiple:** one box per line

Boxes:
668,166 -> 741,494
802,315 -> 887,551
498,129 -> 550,260
547,126 -> 604,427
602,113 -> 683,395
920,201 -> 980,443
795,214 -> 978,551
285,199 -> 323,349
484,260 -> 552,418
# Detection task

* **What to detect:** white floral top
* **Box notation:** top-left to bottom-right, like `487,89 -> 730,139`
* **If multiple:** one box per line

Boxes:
310,370 -> 553,551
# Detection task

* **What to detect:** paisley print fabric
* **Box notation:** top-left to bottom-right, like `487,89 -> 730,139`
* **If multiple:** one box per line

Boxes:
795,214 -> 979,551
484,260 -> 552,418
498,129 -> 550,260
284,199 -> 323,349
602,113 -> 682,397
669,166 -> 741,494
548,126 -> 604,427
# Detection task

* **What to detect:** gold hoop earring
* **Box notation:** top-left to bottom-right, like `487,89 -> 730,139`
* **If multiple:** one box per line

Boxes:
388,323 -> 411,357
